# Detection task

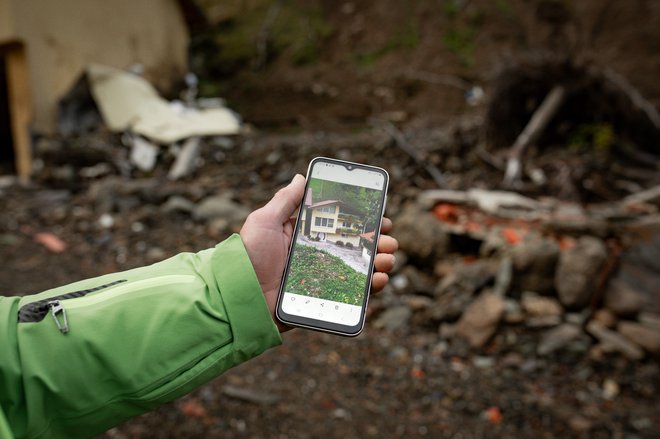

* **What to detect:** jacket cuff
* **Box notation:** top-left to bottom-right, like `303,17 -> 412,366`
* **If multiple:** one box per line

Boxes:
211,234 -> 282,360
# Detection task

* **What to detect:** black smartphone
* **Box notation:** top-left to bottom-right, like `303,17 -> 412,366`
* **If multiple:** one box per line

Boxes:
276,157 -> 389,336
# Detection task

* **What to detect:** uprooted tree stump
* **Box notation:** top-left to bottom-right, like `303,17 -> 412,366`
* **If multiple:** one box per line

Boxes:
483,56 -> 660,202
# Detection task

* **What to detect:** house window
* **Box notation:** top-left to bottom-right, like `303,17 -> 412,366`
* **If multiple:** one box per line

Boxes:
314,217 -> 334,227
318,206 -> 335,213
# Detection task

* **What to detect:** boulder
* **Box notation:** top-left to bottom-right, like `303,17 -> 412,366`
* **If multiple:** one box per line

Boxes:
555,236 -> 607,308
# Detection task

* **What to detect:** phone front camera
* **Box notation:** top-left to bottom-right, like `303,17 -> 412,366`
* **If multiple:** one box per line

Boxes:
347,165 -> 353,170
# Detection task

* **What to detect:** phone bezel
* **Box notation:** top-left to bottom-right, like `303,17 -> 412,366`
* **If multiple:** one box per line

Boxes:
275,157 -> 389,336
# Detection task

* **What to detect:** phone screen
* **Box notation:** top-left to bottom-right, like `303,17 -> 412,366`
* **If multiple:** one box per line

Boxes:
277,158 -> 388,335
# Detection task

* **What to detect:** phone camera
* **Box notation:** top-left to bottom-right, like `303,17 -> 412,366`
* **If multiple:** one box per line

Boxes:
347,165 -> 354,170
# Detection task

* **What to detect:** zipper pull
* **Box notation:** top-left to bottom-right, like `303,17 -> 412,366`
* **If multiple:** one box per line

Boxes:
48,300 -> 69,334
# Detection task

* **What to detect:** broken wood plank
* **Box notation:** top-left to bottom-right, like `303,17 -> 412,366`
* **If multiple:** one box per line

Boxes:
504,85 -> 566,187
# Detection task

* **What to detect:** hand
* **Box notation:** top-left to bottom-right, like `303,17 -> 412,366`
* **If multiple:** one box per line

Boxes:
240,174 -> 398,332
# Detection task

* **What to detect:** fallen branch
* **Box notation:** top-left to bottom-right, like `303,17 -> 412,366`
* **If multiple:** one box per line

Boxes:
380,121 -> 446,188
504,85 -> 566,187
603,68 -> 660,130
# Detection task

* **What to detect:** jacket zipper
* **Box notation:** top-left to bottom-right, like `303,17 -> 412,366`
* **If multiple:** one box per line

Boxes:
18,275 -> 196,334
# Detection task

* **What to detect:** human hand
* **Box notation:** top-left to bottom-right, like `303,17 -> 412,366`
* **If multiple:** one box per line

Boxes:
240,174 -> 398,332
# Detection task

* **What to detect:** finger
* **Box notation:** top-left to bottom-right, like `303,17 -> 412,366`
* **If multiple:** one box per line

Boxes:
374,253 -> 396,273
371,272 -> 389,294
377,235 -> 398,254
380,217 -> 392,234
263,174 -> 306,224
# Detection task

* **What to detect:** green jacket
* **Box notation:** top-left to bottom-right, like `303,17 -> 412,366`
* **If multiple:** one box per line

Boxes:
0,234 -> 282,439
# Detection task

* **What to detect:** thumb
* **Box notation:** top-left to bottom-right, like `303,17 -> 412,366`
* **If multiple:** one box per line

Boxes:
264,174 -> 306,223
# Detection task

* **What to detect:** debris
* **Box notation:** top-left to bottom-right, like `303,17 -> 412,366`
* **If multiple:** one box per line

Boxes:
168,137 -> 201,180
617,321 -> 660,354
455,291 -> 505,348
484,406 -> 503,425
493,256 -> 513,296
395,204 -> 449,261
180,399 -> 208,418
34,232 -> 67,253
521,292 -> 563,317
586,321 -> 644,360
129,136 -> 159,172
380,121 -> 446,188
468,189 -> 540,215
161,196 -> 196,215
222,385 -> 279,405
555,236 -> 607,308
602,378 -> 620,400
591,308 -> 617,329
87,64 -> 241,144
503,85 -> 566,187
98,214 -> 114,229
512,234 -> 560,295
374,306 -> 412,332
193,195 -> 251,223
537,323 -> 582,356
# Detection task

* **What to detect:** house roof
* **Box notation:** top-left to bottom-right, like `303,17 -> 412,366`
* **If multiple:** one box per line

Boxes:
309,199 -> 340,209
360,231 -> 375,242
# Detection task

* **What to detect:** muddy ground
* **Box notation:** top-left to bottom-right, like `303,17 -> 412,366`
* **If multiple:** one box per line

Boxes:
1,1 -> 660,438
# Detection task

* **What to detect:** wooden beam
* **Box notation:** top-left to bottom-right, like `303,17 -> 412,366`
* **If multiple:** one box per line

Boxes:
4,43 -> 32,182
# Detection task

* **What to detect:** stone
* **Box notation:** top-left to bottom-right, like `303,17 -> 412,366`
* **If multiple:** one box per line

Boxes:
556,236 -> 607,308
455,292 -> 505,348
162,195 -> 195,214
586,321 -> 644,360
537,323 -> 582,356
194,195 -> 250,223
503,298 -> 524,324
512,234 -> 560,295
374,306 -> 411,332
638,312 -> 660,332
604,277 -> 646,316
393,203 -> 449,261
521,292 -> 563,317
493,256 -> 513,296
592,308 -> 617,329
618,321 -> 660,354
525,315 -> 562,328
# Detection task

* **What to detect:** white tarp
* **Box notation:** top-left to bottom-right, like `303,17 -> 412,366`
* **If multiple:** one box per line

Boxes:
87,64 -> 240,144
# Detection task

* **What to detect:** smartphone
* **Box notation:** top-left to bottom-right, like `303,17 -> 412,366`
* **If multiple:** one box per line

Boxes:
276,157 -> 389,336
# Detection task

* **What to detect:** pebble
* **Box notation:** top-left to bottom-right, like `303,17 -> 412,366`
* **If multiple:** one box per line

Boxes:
194,195 -> 250,223
586,321 -> 644,360
537,323 -> 582,356
374,306 -> 412,332
521,291 -> 563,317
617,321 -> 660,354
512,234 -> 559,295
592,308 -> 617,328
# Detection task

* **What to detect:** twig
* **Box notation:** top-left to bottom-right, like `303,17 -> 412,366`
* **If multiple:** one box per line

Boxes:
504,85 -> 566,187
602,68 -> 660,130
380,121 -> 446,188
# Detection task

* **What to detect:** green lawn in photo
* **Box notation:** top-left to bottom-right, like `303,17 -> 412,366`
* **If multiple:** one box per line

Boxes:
285,245 -> 367,306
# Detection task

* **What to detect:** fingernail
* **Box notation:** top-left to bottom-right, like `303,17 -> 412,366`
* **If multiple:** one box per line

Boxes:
291,174 -> 304,184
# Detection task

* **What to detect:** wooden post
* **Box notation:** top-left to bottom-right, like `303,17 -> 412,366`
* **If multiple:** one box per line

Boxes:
3,43 -> 32,182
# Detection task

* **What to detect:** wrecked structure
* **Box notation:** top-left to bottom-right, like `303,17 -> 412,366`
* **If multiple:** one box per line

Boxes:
0,0 -> 191,178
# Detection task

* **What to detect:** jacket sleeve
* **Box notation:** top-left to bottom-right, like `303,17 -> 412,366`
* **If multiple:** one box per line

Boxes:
0,234 -> 282,439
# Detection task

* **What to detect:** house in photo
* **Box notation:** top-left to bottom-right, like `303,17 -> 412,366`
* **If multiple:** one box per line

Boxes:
301,195 -> 365,247
0,0 -> 192,179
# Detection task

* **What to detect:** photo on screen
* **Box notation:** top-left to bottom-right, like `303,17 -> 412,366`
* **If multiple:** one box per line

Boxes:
283,177 -> 382,306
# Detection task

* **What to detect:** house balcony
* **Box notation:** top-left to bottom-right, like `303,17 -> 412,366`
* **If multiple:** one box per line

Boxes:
337,227 -> 361,235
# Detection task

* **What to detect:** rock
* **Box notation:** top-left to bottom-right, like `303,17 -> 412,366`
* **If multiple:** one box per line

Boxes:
618,321 -> 660,354
394,203 -> 449,261
512,234 -> 560,295
168,136 -> 201,180
521,291 -> 563,317
162,195 -> 195,214
537,323 -> 582,356
592,308 -> 617,328
602,378 -> 619,400
146,247 -> 167,263
455,292 -> 505,348
493,256 -> 513,296
503,298 -> 524,324
556,236 -> 608,308
638,312 -> 660,332
525,315 -> 562,328
604,277 -> 646,316
222,385 -> 279,405
194,195 -> 250,223
374,306 -> 411,332
586,321 -> 644,360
